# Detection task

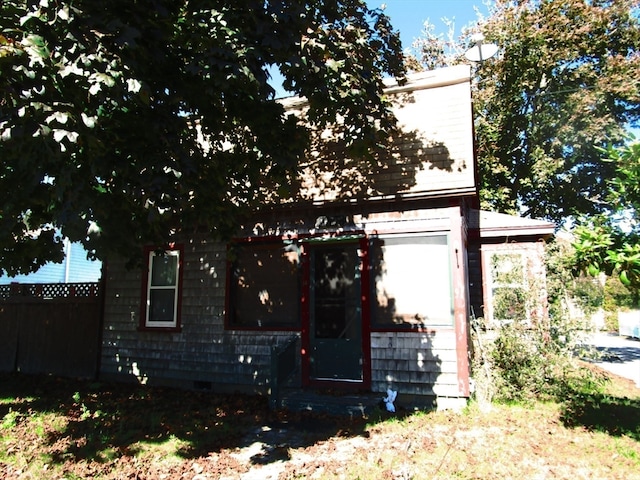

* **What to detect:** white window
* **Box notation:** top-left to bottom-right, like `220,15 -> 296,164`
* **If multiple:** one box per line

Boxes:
486,252 -> 528,323
144,248 -> 181,329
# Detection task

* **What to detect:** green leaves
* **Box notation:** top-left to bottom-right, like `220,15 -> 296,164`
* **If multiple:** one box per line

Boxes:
0,0 -> 405,274
572,138 -> 640,288
415,0 -> 640,223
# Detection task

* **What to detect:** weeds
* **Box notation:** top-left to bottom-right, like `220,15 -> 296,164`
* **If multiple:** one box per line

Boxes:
1,410 -> 20,430
484,320 -> 606,404
0,372 -> 638,479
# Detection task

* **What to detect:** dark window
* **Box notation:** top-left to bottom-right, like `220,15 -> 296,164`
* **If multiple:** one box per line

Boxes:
228,241 -> 300,329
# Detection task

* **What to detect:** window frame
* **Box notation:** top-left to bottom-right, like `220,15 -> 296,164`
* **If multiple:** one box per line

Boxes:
139,244 -> 184,332
225,237 -> 302,331
369,232 -> 454,331
485,250 -> 529,325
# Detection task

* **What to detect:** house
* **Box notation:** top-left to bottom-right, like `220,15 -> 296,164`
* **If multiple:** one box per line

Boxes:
0,238 -> 102,285
98,65 -> 552,411
467,209 -> 555,328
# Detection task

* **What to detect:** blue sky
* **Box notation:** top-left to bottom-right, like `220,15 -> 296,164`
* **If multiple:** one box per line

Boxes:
367,0 -> 488,51
272,1 -> 487,96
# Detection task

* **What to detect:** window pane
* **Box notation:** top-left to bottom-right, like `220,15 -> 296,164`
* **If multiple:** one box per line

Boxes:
151,254 -> 177,286
149,289 -> 176,322
489,252 -> 528,322
230,242 -> 300,328
491,253 -> 524,286
492,287 -> 527,321
372,235 -> 452,328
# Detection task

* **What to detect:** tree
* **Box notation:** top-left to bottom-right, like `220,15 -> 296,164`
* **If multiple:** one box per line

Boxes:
0,0 -> 405,275
412,0 -> 640,222
572,140 -> 640,288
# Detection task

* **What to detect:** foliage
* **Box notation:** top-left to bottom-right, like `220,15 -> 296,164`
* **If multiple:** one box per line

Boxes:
0,0 -> 405,275
572,140 -> 640,287
488,320 -> 605,403
563,394 -> 640,442
544,237 -> 575,322
571,275 -> 604,316
471,238 -> 605,404
2,373 -> 640,478
604,274 -> 640,311
602,274 -> 640,330
412,0 -> 640,222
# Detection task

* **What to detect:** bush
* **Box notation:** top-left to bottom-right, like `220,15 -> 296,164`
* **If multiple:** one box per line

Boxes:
487,320 -> 604,403
471,238 -> 607,405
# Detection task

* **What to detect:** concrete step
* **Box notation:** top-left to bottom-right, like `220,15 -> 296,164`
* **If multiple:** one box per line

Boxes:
277,388 -> 385,418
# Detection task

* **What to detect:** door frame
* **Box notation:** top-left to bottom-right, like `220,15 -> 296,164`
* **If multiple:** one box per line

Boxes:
300,235 -> 371,389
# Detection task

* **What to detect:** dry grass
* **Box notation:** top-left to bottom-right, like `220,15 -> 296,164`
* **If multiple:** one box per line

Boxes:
1,367 -> 639,479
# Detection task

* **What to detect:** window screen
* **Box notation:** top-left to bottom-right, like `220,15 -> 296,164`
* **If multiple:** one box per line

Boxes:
371,235 -> 453,328
229,241 -> 300,328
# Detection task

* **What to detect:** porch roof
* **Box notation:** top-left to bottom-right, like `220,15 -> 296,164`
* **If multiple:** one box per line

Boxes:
469,209 -> 555,238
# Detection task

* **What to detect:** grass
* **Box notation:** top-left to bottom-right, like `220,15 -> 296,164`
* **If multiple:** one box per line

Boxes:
0,369 -> 639,479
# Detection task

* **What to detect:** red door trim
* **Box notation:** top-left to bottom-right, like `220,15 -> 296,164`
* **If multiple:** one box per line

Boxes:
299,237 -> 371,390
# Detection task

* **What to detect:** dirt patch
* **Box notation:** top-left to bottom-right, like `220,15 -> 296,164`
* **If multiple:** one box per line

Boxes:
1,369 -> 639,479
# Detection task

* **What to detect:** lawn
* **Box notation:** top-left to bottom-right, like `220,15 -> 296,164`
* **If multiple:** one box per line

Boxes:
1,365 -> 639,479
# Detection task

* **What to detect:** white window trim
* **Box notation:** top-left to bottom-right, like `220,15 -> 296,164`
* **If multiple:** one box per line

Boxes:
485,251 -> 530,324
145,249 -> 180,328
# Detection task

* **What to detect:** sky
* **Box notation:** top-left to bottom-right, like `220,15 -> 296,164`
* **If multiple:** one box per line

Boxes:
273,1 -> 488,97
366,0 -> 489,53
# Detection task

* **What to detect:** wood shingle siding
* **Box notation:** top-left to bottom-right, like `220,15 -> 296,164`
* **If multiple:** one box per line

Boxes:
370,330 -> 459,397
99,66 -> 485,409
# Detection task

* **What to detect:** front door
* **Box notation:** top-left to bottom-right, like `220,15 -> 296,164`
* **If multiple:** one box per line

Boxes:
305,241 -> 365,385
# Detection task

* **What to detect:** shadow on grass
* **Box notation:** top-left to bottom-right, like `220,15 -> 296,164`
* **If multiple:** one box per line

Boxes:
0,373 -> 372,466
560,391 -> 640,441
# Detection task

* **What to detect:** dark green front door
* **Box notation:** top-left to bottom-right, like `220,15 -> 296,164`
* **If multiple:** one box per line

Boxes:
308,242 -> 363,382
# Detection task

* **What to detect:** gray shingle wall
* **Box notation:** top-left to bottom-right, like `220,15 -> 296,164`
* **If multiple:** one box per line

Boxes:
100,236 -> 295,393
370,331 -> 460,397
100,207 -> 468,401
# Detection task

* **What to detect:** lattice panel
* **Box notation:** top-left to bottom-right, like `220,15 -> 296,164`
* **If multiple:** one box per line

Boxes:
1,282 -> 101,299
0,285 -> 10,300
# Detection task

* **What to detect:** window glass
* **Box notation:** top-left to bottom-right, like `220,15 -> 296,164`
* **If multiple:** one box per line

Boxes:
229,241 -> 300,328
144,249 -> 180,328
151,254 -> 177,286
149,289 -> 176,322
371,235 -> 453,328
489,252 -> 528,322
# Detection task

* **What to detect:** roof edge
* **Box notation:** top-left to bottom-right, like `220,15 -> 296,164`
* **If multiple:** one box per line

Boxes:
278,65 -> 472,110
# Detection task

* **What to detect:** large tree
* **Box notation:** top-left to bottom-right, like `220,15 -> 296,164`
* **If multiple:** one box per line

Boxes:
412,0 -> 640,222
0,0 -> 405,275
572,139 -> 640,287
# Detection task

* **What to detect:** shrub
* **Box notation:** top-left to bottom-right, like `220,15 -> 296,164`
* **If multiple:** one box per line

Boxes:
471,238 -> 607,405
486,320 -> 604,404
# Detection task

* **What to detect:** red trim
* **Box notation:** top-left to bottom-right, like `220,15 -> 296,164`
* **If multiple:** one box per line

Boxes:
300,237 -> 371,390
359,236 -> 372,389
138,244 -> 184,333
224,242 -> 232,330
449,206 -> 471,396
300,241 -> 311,387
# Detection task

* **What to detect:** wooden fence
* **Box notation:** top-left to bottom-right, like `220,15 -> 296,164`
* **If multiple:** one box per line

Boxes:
0,282 -> 103,379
